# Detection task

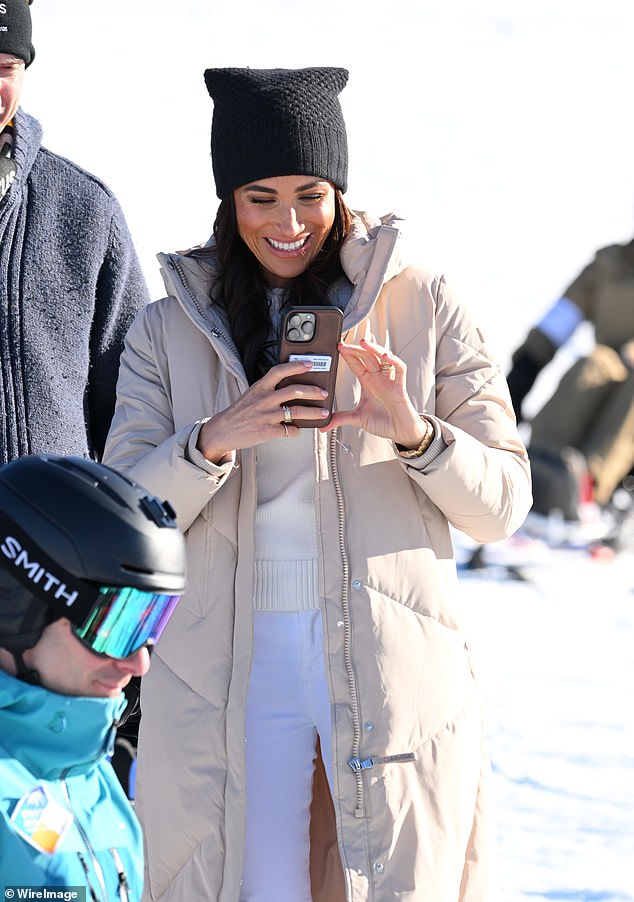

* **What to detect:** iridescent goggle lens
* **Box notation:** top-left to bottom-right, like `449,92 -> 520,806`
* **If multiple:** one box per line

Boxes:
73,586 -> 181,659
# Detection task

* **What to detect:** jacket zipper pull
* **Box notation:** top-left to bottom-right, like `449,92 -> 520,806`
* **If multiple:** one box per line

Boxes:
110,847 -> 130,902
347,752 -> 417,773
76,853 -> 100,902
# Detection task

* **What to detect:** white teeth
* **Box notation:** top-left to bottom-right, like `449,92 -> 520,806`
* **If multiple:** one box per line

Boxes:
267,237 -> 307,251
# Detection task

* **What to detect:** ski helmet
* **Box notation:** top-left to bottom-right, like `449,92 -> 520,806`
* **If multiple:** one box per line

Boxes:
0,454 -> 186,659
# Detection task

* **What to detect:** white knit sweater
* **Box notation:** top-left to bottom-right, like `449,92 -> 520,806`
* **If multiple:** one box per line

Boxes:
253,428 -> 320,611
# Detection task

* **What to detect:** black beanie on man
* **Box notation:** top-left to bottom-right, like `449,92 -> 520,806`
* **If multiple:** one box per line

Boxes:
0,0 -> 35,68
203,67 -> 349,199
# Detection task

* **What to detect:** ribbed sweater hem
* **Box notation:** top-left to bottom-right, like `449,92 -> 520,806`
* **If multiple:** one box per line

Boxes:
253,560 -> 320,611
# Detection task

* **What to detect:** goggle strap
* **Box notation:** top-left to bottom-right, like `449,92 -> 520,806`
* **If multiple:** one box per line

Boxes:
0,510 -> 100,625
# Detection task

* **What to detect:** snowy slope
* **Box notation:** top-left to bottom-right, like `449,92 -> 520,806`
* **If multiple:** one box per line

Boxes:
457,539 -> 634,901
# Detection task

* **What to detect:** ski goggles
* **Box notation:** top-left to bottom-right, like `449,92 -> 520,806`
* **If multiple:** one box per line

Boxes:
0,508 -> 184,661
73,585 -> 182,660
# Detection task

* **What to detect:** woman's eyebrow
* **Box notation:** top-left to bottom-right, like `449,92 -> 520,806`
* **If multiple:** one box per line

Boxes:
242,180 -> 326,194
243,185 -> 277,194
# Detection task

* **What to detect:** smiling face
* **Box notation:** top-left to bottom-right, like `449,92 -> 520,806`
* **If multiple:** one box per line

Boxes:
233,175 -> 336,287
0,53 -> 24,132
3,618 -> 151,698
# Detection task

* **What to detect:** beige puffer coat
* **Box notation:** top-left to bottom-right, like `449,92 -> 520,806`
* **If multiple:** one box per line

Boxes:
104,212 -> 531,901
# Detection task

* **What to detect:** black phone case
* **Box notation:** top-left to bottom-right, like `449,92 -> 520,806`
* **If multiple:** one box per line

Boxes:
277,307 -> 343,427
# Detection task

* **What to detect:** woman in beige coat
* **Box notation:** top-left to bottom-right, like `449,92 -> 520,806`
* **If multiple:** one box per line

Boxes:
104,67 -> 532,902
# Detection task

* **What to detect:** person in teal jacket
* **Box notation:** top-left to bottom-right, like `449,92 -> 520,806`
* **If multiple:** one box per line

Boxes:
0,672 -> 143,898
0,455 -> 186,899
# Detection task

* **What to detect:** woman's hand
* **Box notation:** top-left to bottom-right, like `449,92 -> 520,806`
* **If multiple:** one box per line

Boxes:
196,359 -> 330,464
322,338 -> 426,449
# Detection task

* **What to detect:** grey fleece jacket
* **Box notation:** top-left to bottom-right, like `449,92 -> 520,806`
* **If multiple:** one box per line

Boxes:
0,108 -> 149,463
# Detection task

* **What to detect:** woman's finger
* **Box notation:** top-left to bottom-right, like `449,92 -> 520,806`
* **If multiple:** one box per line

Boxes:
359,339 -> 405,374
275,383 -> 329,405
267,359 -> 315,384
337,342 -> 378,377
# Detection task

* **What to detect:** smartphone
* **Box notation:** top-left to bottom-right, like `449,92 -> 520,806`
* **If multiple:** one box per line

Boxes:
277,306 -> 343,427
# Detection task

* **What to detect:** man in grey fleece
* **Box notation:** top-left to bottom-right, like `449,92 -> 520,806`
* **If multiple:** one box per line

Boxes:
0,0 -> 149,464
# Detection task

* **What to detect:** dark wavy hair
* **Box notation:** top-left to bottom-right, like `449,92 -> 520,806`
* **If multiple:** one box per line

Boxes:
211,188 -> 353,384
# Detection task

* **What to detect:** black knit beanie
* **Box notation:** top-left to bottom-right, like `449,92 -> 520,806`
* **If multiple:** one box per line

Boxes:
0,0 -> 35,68
203,67 -> 349,199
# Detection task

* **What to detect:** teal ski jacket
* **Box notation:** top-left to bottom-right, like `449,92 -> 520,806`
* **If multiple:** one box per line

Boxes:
0,670 -> 143,900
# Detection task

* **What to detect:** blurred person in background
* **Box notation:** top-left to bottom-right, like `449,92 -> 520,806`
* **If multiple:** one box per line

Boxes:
507,236 -> 634,524
0,454 -> 186,898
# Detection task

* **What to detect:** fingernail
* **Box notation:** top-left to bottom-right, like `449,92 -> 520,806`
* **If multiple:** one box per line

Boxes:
320,389 -> 328,398
320,409 -> 330,417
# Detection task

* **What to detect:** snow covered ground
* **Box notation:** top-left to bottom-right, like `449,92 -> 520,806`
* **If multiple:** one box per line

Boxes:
457,543 -> 634,901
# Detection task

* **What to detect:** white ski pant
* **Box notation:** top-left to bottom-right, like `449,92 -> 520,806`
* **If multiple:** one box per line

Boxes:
239,610 -> 334,902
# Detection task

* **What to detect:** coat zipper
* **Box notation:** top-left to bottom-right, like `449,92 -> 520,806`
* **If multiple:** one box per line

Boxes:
111,846 -> 131,902
168,257 -> 246,382
347,752 -> 417,773
61,779 -> 128,901
329,433 -> 420,816
329,430 -> 365,818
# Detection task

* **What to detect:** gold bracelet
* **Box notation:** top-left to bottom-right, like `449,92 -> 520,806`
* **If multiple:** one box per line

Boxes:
396,417 -> 435,459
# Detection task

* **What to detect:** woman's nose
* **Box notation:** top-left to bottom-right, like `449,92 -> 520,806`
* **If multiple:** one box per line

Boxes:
276,205 -> 302,236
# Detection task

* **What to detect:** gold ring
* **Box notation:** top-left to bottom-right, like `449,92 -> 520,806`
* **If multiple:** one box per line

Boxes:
380,362 -> 393,372
282,405 -> 293,424
281,423 -> 289,438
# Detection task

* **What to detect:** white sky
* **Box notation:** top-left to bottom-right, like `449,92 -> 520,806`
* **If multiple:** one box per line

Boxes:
21,0 -> 634,383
